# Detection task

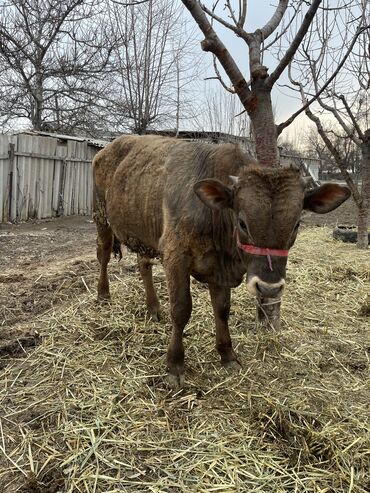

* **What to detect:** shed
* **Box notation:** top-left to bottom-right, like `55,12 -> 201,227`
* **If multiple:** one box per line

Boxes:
0,131 -> 107,222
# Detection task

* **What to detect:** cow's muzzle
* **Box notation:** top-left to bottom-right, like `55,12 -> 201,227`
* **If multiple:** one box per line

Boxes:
247,276 -> 285,298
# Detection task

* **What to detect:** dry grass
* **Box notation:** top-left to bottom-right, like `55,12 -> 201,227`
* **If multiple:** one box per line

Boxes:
0,227 -> 369,493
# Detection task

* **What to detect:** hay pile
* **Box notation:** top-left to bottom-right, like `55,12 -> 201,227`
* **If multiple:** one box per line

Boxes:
1,227 -> 369,492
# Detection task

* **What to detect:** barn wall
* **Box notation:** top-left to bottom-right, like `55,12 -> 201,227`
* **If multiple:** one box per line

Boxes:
0,134 -> 101,223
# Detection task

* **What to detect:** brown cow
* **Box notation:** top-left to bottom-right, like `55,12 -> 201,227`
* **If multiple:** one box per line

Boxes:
93,135 -> 350,387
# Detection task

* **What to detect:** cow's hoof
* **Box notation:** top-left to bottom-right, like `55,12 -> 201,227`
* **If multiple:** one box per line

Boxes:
148,309 -> 161,322
167,373 -> 184,389
97,294 -> 111,304
223,359 -> 242,372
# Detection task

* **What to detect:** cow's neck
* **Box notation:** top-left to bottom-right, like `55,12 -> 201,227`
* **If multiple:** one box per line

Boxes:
201,209 -> 247,287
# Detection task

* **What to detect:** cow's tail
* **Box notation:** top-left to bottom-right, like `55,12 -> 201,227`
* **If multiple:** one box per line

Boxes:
93,186 -> 122,262
113,235 -> 122,261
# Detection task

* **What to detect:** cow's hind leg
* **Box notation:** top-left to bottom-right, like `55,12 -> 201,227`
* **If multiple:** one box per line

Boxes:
137,254 -> 160,321
208,283 -> 241,370
163,253 -> 192,388
95,218 -> 114,301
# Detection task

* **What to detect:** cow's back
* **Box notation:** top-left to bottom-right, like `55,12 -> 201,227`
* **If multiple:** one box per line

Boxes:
93,135 -> 178,255
93,134 -> 172,193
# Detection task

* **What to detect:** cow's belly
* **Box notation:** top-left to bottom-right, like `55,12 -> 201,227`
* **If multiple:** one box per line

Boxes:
105,174 -> 164,257
107,201 -> 163,258
104,153 -> 165,257
109,218 -> 162,258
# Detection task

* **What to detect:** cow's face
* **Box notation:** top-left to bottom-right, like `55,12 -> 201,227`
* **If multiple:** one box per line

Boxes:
194,167 -> 350,299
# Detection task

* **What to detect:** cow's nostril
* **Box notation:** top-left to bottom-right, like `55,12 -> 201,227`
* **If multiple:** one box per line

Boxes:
255,282 -> 283,298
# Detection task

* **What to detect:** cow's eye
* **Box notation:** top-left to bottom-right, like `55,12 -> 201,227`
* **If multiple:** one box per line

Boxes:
239,218 -> 247,230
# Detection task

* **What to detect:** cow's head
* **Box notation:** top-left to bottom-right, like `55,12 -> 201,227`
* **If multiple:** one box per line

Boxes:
194,167 -> 350,298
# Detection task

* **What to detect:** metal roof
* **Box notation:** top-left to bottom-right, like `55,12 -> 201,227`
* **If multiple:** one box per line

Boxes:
10,130 -> 108,148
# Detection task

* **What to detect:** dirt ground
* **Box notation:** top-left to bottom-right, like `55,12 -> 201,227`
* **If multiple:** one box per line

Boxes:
0,198 -> 368,493
1,216 -> 97,331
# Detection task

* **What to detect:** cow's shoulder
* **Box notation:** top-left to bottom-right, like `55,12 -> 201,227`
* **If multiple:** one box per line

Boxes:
163,142 -> 254,227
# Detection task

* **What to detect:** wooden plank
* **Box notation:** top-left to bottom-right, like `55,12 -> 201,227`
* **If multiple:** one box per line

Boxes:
17,134 -> 36,220
9,143 -> 17,221
44,137 -> 57,218
80,142 -> 88,214
0,136 -> 11,222
87,146 -> 95,216
55,140 -> 68,216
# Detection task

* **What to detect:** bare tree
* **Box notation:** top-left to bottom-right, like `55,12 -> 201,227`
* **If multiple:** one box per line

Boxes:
107,0 -> 202,135
304,126 -> 362,182
0,0 -> 113,133
286,0 -> 369,248
194,84 -> 251,140
180,0 -> 323,166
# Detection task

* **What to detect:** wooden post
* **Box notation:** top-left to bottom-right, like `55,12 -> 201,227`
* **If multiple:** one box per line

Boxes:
8,143 -> 16,222
57,158 -> 66,216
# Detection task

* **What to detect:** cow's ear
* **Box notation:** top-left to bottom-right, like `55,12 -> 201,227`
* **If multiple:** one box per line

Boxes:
304,184 -> 351,213
194,179 -> 233,210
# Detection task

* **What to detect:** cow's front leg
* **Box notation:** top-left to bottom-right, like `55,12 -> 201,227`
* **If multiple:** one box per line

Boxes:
208,284 -> 241,370
256,296 -> 281,330
163,255 -> 192,388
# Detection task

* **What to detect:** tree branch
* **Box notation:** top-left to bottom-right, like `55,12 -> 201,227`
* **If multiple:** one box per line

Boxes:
181,0 -> 251,104
338,93 -> 365,141
259,0 -> 289,41
199,2 -> 249,41
266,0 -> 322,89
305,106 -> 361,205
276,23 -> 369,135
210,55 -> 235,93
292,77 -> 361,204
263,2 -> 300,52
238,0 -> 247,29
306,56 -> 361,146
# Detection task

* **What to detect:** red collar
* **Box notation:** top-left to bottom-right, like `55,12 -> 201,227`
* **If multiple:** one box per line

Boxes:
235,229 -> 289,271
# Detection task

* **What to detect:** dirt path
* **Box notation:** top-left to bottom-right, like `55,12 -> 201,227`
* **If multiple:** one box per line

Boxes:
1,217 -> 94,319
0,216 -> 133,365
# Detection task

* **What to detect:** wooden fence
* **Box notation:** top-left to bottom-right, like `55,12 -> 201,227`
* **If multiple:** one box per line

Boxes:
0,133 -> 104,222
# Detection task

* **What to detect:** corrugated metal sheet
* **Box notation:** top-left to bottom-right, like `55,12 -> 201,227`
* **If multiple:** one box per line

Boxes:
0,133 -> 104,222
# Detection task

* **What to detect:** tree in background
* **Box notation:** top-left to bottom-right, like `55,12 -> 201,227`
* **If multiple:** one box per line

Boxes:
0,0 -> 203,137
193,84 -> 251,141
286,0 -> 369,247
0,0 -> 114,134
304,126 -> 363,183
106,0 -> 203,135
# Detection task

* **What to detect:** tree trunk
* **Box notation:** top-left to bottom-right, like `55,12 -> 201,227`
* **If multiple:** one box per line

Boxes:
32,72 -> 44,131
357,129 -> 370,249
357,206 -> 369,249
245,83 -> 279,166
